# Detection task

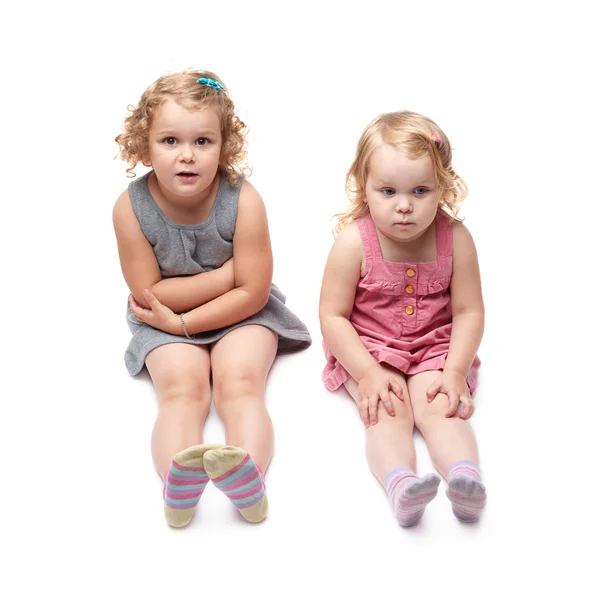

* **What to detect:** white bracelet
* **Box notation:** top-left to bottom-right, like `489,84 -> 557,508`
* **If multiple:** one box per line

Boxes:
180,313 -> 193,339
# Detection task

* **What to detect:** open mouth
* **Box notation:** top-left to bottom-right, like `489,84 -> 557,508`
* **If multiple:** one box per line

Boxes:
177,172 -> 198,180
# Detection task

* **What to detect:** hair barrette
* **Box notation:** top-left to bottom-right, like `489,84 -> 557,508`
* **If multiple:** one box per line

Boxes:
197,77 -> 226,92
431,131 -> 441,147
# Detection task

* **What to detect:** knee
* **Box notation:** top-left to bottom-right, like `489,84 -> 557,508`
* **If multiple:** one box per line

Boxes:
413,393 -> 453,429
213,371 -> 262,412
376,397 -> 414,426
159,375 -> 211,410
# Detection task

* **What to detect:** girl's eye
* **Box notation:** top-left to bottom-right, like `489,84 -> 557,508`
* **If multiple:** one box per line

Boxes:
195,138 -> 209,146
414,187 -> 428,195
382,188 -> 395,196
163,137 -> 177,145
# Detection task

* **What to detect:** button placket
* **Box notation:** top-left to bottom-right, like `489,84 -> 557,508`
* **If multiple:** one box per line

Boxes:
404,267 -> 416,318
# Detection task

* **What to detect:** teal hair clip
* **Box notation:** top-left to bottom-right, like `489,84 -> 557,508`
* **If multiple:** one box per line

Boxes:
197,77 -> 226,92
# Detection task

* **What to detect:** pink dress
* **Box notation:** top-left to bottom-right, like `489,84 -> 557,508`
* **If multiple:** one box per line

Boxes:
322,211 -> 480,394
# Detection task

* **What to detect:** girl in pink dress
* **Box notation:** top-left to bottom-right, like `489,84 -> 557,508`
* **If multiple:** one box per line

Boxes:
320,111 -> 486,526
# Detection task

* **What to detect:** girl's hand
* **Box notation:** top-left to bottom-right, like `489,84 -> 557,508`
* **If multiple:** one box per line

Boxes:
357,365 -> 403,427
129,290 -> 180,336
426,370 -> 474,419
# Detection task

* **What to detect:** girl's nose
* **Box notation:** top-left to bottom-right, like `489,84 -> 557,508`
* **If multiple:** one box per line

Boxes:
179,145 -> 195,162
395,196 -> 412,213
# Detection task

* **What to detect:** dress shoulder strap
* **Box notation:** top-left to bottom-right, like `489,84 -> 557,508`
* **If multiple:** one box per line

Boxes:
213,171 -> 242,241
435,210 -> 454,258
356,213 -> 383,264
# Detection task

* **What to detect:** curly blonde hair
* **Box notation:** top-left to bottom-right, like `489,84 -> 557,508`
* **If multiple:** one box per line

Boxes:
115,70 -> 250,184
334,111 -> 467,233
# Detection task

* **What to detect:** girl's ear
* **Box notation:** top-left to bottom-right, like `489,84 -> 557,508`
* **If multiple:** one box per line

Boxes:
142,154 -> 152,167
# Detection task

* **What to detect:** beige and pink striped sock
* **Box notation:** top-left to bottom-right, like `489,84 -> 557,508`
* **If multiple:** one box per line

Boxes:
163,443 -> 223,528
203,446 -> 268,523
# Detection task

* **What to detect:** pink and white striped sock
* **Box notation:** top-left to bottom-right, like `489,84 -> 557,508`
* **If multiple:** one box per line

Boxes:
384,468 -> 440,527
446,460 -> 486,522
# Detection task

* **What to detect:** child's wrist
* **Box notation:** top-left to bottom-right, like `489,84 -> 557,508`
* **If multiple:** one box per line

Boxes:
356,361 -> 382,381
179,313 -> 193,338
444,366 -> 468,378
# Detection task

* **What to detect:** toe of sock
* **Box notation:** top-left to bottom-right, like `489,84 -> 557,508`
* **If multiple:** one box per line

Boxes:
174,443 -> 224,467
203,445 -> 248,478
201,450 -> 219,477
404,473 -> 441,497
448,474 -> 486,497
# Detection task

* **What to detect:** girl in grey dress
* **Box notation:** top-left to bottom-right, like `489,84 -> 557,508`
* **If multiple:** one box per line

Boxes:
113,70 -> 311,527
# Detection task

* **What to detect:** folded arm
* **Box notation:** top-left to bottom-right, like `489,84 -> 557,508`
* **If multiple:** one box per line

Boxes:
179,181 -> 273,334
112,190 -> 235,313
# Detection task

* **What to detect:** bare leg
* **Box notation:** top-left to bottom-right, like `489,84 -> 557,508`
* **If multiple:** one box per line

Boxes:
408,370 -> 480,479
210,325 -> 278,472
344,365 -> 416,484
202,326 -> 277,523
145,343 -> 212,479
345,366 -> 440,526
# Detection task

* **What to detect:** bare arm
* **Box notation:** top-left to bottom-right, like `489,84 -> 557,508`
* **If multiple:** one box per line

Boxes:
150,260 -> 235,313
319,222 -> 379,381
445,222 -> 485,376
112,190 -> 235,312
320,222 -> 404,425
181,181 -> 273,334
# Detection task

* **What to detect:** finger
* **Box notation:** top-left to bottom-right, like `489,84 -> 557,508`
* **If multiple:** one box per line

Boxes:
389,379 -> 404,401
390,391 -> 403,405
130,299 -> 147,317
143,289 -> 157,306
460,396 -> 474,420
131,307 -> 148,323
381,390 -> 396,417
130,309 -> 146,323
446,392 -> 460,418
368,397 -> 379,426
426,382 -> 441,402
358,398 -> 369,427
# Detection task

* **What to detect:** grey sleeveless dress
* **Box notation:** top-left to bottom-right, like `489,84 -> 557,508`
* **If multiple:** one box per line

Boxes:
124,171 -> 312,375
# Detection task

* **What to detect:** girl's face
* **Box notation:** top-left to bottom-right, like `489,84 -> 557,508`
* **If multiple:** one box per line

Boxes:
365,144 -> 439,243
145,99 -> 222,200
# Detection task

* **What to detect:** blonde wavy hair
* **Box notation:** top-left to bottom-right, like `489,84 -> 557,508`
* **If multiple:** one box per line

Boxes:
115,70 -> 250,184
334,111 -> 467,233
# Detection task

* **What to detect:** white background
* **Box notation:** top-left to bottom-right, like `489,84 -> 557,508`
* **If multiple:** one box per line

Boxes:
2,1 -> 598,598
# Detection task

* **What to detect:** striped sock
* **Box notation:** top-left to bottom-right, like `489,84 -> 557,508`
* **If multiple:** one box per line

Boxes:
163,443 -> 223,528
203,446 -> 268,523
384,468 -> 441,527
446,460 -> 487,523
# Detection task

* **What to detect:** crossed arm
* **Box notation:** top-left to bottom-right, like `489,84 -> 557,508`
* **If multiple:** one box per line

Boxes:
112,180 -> 273,336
